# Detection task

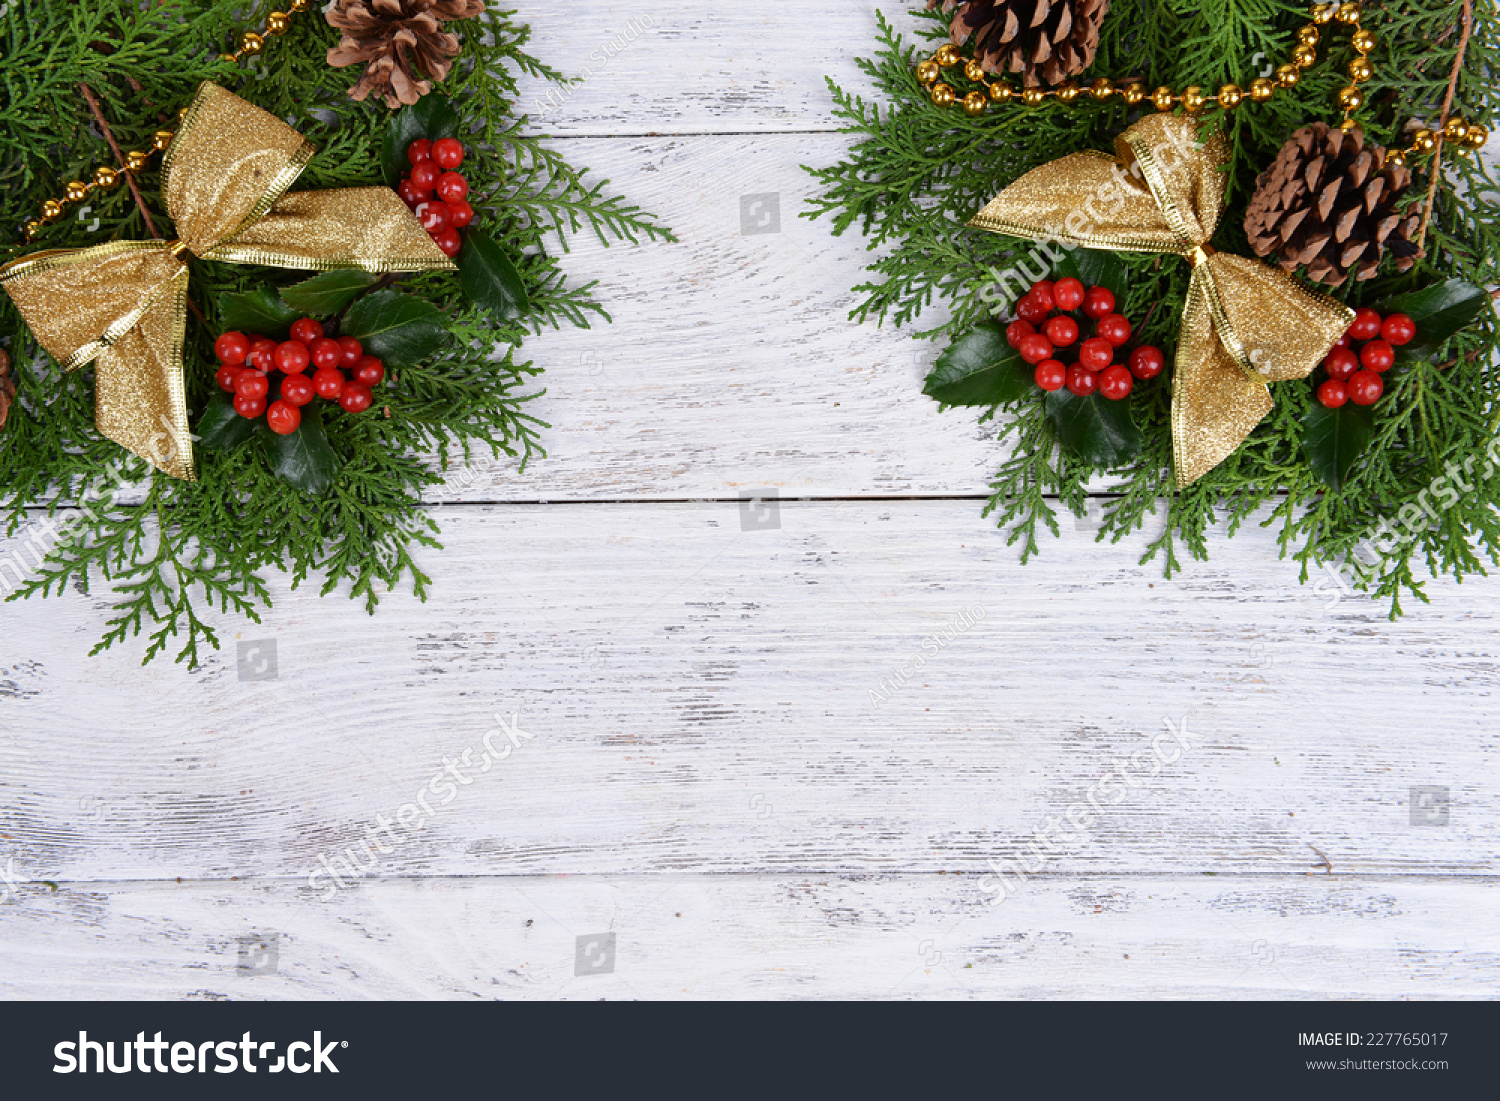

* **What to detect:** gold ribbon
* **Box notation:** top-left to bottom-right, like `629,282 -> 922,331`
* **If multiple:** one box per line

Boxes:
0,83 -> 454,480
968,114 -> 1355,488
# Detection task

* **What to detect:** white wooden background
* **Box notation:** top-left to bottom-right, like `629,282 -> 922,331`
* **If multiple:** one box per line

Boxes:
2,2 -> 1497,1000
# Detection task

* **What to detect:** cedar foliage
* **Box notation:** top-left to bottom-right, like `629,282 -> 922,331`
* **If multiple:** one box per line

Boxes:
0,0 -> 672,664
807,1 -> 1500,615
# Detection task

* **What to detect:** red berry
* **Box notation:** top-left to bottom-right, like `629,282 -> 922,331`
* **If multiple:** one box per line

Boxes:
410,161 -> 442,190
1381,312 -> 1416,346
310,338 -> 343,371
214,331 -> 250,365
337,336 -> 364,367
447,198 -> 475,229
1018,333 -> 1055,365
435,171 -> 468,204
1016,294 -> 1049,325
1005,319 -> 1036,348
232,392 -> 266,419
247,339 -> 278,372
1034,359 -> 1067,391
1053,277 -> 1085,312
280,373 -> 315,407
1079,336 -> 1113,370
1065,365 -> 1097,397
1082,286 -> 1115,320
397,179 -> 431,208
407,139 -> 432,166
340,383 -> 373,413
1028,280 -> 1056,312
1360,339 -> 1395,373
1098,364 -> 1133,401
1128,345 -> 1165,380
1044,315 -> 1079,347
312,368 -> 345,401
1334,331 -> 1352,349
431,137 -> 464,170
1323,347 -> 1359,381
1349,308 -> 1383,341
235,370 -> 269,401
1347,369 -> 1383,405
289,318 -> 323,346
215,364 -> 242,392
433,229 -> 462,258
1096,313 -> 1132,346
353,356 -> 386,388
274,340 -> 311,374
415,200 -> 452,234
266,400 -> 302,435
1317,379 -> 1348,408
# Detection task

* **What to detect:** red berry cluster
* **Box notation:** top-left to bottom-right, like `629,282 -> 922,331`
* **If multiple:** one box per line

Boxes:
1314,308 -> 1416,409
396,137 -> 472,258
1006,277 -> 1164,401
213,319 -> 385,435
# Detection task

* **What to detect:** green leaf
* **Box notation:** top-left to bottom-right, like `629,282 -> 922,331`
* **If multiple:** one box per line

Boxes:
922,324 -> 1034,407
195,393 -> 255,453
1044,389 -> 1144,467
342,288 -> 450,368
1302,402 -> 1374,492
279,270 -> 377,316
218,287 -> 300,337
266,405 -> 341,495
1052,246 -> 1129,298
457,230 -> 532,322
1374,279 -> 1490,360
381,95 -> 462,187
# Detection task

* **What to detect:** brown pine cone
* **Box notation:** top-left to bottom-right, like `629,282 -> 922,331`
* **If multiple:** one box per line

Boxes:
1244,123 -> 1423,288
926,0 -> 1110,87
0,347 -> 14,432
326,0 -> 486,109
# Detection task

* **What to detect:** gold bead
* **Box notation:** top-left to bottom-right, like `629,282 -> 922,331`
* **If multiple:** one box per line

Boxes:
289,0 -> 309,10
64,180 -> 89,202
1385,148 -> 1406,167
988,81 -> 1013,102
1412,128 -> 1437,153
23,219 -> 42,239
1312,2 -> 1337,23
40,199 -> 64,220
1180,86 -> 1205,113
1250,77 -> 1275,102
1297,24 -> 1321,46
1347,57 -> 1373,82
964,59 -> 985,82
1464,123 -> 1489,149
125,149 -> 149,172
1090,77 -> 1115,100
962,90 -> 987,116
1336,2 -> 1361,23
1337,85 -> 1364,110
239,31 -> 264,54
265,11 -> 290,34
1123,83 -> 1147,105
1340,118 -> 1361,132
935,44 -> 960,67
1291,43 -> 1318,68
93,166 -> 120,189
931,83 -> 955,108
1444,117 -> 1470,142
1351,28 -> 1376,53
916,59 -> 940,84
1276,64 -> 1301,88
152,130 -> 174,152
1218,84 -> 1243,109
1021,87 -> 1047,106
176,106 -> 191,123
1151,86 -> 1175,111
1056,82 -> 1082,104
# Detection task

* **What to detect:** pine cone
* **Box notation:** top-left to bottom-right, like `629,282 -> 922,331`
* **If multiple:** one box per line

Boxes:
1244,123 -> 1423,288
0,347 -> 14,432
326,0 -> 486,109
926,0 -> 1110,86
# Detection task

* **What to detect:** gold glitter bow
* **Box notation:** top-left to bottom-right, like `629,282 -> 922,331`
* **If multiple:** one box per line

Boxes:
968,114 -> 1355,488
0,83 -> 454,480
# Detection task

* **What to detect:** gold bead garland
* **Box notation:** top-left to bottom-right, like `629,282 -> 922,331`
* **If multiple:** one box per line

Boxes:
913,1 -> 1486,167
20,2 -> 312,242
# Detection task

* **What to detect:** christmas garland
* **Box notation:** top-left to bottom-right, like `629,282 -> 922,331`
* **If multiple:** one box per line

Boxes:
808,1 -> 1499,614
0,0 -> 671,664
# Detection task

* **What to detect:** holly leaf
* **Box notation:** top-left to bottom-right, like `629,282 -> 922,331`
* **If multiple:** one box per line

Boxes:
1375,279 -> 1490,360
1302,402 -> 1374,492
217,287 -> 299,336
279,271 -> 376,316
1044,389 -> 1143,466
1053,246 -> 1129,298
342,288 -> 449,368
922,323 -> 1034,407
381,95 -> 462,187
266,405 -> 341,495
195,393 -> 254,453
457,230 -> 531,322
